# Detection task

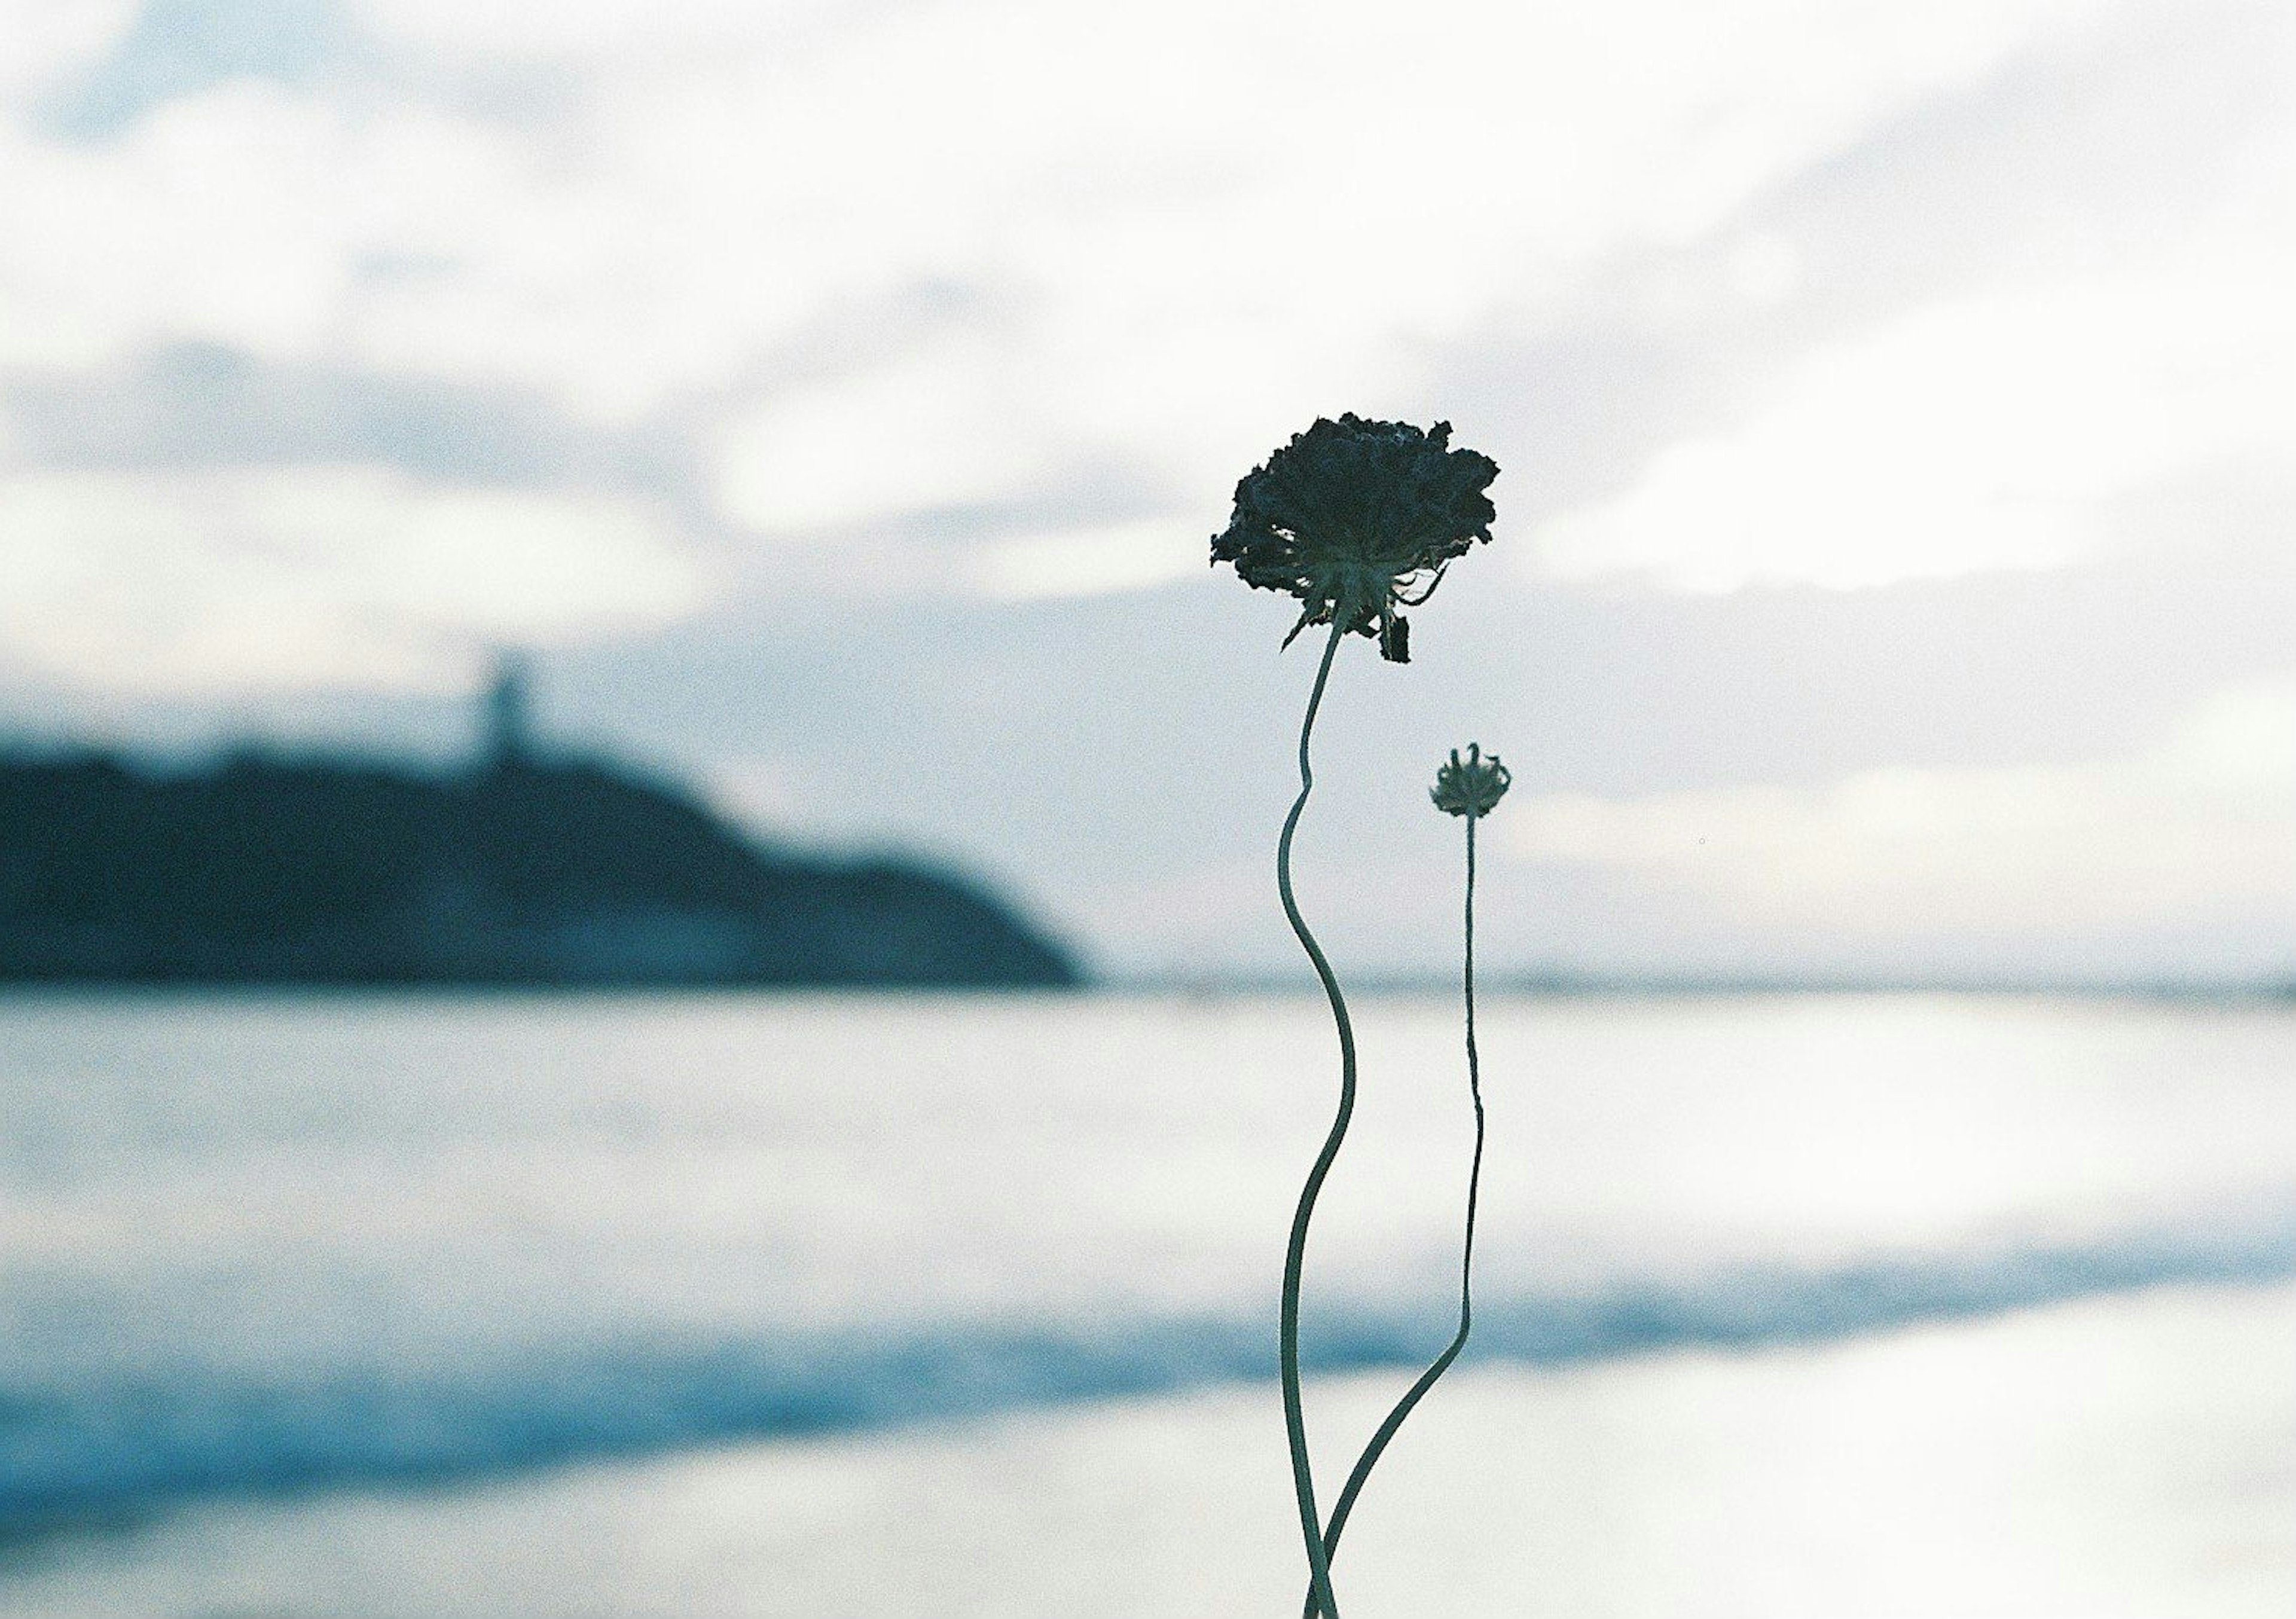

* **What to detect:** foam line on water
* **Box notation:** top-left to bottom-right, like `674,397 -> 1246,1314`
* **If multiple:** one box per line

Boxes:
4,1215 -> 2291,1534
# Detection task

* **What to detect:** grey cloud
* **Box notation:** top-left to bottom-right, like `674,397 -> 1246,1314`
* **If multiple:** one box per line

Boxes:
1751,0 -> 2292,313
31,0 -> 594,140
1472,563 -> 2293,795
720,277 -> 1041,402
1437,331 -> 1747,523
1678,0 -> 2296,348
753,472 -> 1184,557
1433,0 -> 2290,534
4,342 -> 691,495
0,271 -> 1059,531
584,523 -> 2291,973
1,300 -> 1178,592
10,533 -> 2288,977
689,273 -> 1192,564
39,0 -> 362,139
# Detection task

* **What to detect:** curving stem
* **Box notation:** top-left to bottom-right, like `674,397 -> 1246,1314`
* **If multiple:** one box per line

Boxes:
1275,615 -> 1354,1619
1299,801 -> 1489,1618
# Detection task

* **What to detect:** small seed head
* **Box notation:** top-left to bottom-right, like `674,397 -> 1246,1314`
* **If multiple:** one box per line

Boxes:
1430,744 -> 1510,818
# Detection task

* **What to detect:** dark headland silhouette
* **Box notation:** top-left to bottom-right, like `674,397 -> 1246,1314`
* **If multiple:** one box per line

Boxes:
0,664 -> 1079,989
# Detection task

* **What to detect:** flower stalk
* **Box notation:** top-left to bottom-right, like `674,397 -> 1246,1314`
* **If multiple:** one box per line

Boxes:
1301,745 -> 1508,1617
1274,616 -> 1355,1619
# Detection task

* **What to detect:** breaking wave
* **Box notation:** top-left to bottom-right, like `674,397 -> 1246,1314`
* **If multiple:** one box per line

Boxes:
5,1215 -> 2289,1535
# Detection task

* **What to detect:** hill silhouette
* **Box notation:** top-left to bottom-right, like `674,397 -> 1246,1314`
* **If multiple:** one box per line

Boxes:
0,744 -> 1079,989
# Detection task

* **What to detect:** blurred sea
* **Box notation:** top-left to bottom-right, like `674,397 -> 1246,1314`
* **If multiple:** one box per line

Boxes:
2,990 -> 2292,1614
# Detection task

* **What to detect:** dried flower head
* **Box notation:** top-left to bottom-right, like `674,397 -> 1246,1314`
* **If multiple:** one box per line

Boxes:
1431,744 -> 1510,818
1210,414 -> 1500,663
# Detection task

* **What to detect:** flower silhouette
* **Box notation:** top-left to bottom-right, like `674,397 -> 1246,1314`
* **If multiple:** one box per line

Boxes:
1210,414 -> 1499,663
1430,744 -> 1510,818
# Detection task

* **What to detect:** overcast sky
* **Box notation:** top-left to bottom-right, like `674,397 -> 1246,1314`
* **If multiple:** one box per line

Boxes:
2,0 -> 2291,983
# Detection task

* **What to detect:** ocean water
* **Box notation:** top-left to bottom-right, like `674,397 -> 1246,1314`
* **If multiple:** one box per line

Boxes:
1,990 -> 2292,1612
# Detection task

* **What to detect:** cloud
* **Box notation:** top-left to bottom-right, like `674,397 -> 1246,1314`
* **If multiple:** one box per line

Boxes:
970,519 -> 1200,603
4,0 -> 2290,984
1420,0 -> 2296,595
5,0 -> 2117,431
1502,679 -> 2296,943
1525,257 -> 2296,591
0,467 -> 708,694
38,0 -> 358,139
0,0 -> 2157,628
0,0 -> 135,107
342,0 -> 864,63
0,83 -> 542,372
713,331 -> 1060,535
1,341 -> 686,490
1752,0 -> 2295,308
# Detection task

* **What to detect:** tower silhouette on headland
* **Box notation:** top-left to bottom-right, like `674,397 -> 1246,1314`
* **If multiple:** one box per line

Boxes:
484,653 -> 534,769
0,667 -> 1079,988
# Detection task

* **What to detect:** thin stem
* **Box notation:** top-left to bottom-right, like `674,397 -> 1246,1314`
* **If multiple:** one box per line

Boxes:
1300,808 -> 1486,1618
1277,616 -> 1353,1619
